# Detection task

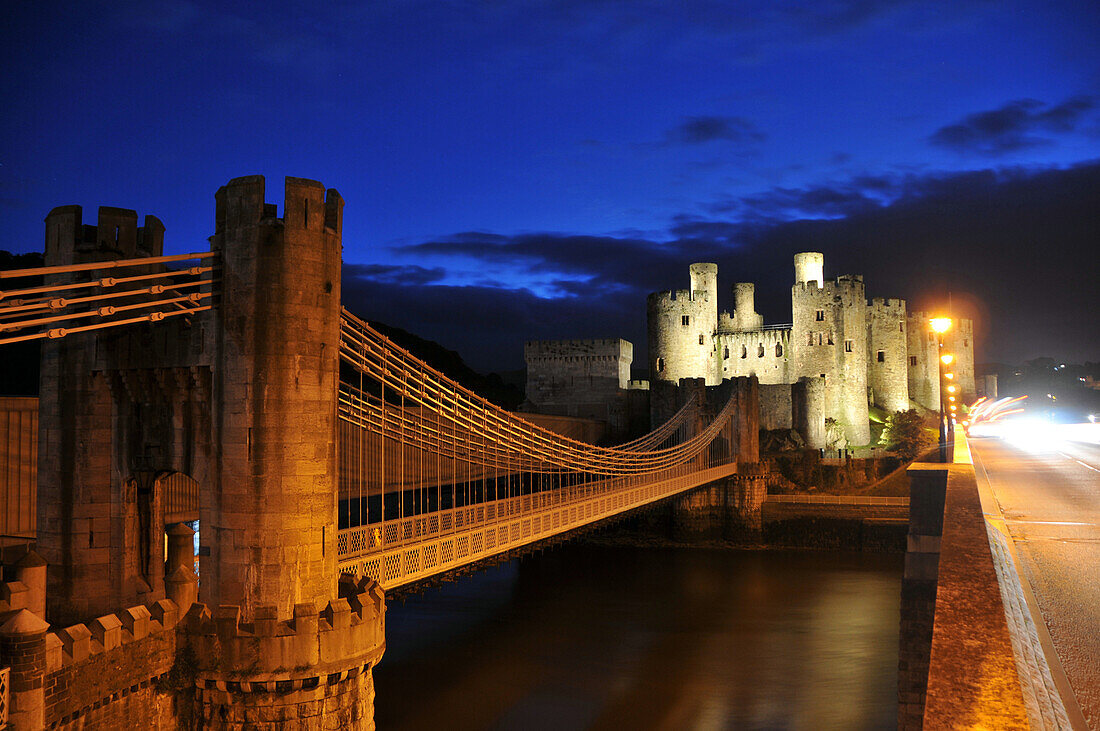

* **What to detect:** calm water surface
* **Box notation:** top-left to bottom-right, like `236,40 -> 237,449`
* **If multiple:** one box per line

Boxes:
375,544 -> 902,730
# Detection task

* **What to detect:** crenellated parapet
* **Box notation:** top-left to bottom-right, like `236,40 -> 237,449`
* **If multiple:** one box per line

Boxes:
183,576 -> 386,729
182,577 -> 384,685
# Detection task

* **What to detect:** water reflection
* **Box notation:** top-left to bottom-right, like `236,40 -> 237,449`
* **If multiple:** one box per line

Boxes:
376,545 -> 901,730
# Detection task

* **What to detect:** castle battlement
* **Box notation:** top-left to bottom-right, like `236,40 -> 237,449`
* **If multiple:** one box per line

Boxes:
44,205 -> 165,264
214,175 -> 344,237
791,277 -> 866,297
647,288 -> 698,306
525,339 -> 632,360
47,597 -> 181,671
182,576 -> 385,684
871,297 -> 906,310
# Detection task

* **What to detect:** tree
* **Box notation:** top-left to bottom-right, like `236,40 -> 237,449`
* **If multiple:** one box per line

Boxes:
879,409 -> 932,460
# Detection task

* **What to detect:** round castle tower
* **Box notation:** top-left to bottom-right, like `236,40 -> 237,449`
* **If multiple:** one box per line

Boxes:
647,263 -> 719,385
790,252 -> 871,446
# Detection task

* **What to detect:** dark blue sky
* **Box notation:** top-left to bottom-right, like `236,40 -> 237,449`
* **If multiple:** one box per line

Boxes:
3,1 -> 1099,371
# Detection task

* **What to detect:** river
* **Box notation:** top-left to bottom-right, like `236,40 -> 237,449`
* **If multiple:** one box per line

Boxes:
375,543 -> 902,730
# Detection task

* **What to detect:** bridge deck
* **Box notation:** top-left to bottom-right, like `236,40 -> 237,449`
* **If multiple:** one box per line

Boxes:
338,461 -> 739,590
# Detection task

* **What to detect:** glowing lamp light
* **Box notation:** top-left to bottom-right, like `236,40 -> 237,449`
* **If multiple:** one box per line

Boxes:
949,404 -> 957,411
930,317 -> 952,334
941,353 -> 954,365
949,396 -> 956,402
947,385 -> 957,393
945,373 -> 954,379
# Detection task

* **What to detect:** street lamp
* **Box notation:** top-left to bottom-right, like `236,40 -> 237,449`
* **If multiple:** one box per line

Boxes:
931,317 -> 953,462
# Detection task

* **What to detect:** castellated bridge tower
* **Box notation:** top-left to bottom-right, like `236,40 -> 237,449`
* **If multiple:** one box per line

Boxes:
205,175 -> 342,617
790,253 -> 871,446
647,263 -> 720,385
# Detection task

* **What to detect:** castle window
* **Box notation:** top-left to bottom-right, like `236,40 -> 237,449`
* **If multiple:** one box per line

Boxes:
699,334 -> 705,345
776,343 -> 783,357
899,322 -> 904,332
964,339 -> 968,347
877,351 -> 885,363
723,346 -> 729,360
827,333 -> 833,345
656,357 -> 664,372
807,332 -> 813,346
682,315 -> 690,327
844,339 -> 853,353
757,344 -> 764,357
815,310 -> 825,321
910,355 -> 917,367
741,345 -> 748,358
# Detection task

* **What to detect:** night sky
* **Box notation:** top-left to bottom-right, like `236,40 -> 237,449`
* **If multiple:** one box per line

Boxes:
3,1 -> 1098,373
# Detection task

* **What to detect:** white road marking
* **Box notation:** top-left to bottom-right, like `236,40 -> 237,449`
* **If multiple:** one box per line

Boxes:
1058,452 -> 1100,472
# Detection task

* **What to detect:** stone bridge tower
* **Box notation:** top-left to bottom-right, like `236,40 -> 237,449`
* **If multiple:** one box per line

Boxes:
204,175 -> 342,616
33,176 -> 384,729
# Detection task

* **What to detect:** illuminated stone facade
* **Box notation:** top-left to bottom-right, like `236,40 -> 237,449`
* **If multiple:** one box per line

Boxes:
648,253 -> 976,447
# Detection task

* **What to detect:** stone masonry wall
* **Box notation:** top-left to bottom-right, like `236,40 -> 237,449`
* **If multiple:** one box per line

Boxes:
906,312 -> 940,413
867,297 -> 909,413
44,598 -> 181,728
715,329 -> 790,384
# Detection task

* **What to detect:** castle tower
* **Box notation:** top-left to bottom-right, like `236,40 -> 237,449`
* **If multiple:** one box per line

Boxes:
794,252 -> 824,286
790,253 -> 870,445
726,282 -> 764,332
647,263 -> 719,385
867,298 -> 910,413
906,312 -> 941,413
205,175 -> 343,618
946,318 -> 976,404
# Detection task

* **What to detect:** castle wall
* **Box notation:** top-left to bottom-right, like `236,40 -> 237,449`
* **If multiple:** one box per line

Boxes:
790,275 -> 870,445
715,329 -> 791,384
868,298 -> 910,413
524,339 -> 631,405
759,384 -> 793,430
523,339 -> 641,438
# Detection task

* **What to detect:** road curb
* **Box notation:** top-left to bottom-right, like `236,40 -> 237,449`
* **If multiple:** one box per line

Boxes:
972,445 -> 1088,730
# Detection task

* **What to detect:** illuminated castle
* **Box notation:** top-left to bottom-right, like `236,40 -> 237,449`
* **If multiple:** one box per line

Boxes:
647,253 -> 975,447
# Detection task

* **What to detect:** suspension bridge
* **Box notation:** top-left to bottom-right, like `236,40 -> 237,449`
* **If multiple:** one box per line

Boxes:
0,177 -> 759,622
1,249 -> 754,597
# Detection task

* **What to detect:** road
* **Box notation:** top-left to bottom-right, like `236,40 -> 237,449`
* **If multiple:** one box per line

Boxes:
970,432 -> 1100,729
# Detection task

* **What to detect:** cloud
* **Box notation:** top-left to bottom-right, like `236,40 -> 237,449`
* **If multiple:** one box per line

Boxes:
929,96 -> 1097,155
344,263 -> 446,286
345,160 -> 1100,370
665,116 -> 766,145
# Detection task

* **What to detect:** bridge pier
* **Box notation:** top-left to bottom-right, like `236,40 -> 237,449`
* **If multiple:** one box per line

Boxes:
669,465 -> 769,540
